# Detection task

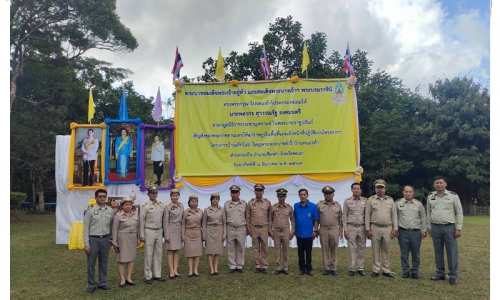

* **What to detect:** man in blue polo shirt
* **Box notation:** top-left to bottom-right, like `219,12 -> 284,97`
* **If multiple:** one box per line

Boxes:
294,188 -> 319,275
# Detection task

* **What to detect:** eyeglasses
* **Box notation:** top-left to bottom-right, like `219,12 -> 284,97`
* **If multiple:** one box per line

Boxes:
96,195 -> 107,198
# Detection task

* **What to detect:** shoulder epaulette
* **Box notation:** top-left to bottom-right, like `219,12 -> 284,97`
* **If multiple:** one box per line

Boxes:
386,196 -> 393,200
368,195 -> 376,200
449,191 -> 457,195
396,198 -> 404,202
344,197 -> 351,201
142,202 -> 148,206
167,203 -> 171,206
272,202 -> 279,207
361,197 -> 367,201
86,205 -> 94,210
318,200 -> 325,204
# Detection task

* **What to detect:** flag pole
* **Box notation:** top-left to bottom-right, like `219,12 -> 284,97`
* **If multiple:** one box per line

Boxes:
306,69 -> 308,79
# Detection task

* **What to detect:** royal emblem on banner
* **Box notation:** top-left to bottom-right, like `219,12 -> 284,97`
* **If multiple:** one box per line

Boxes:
332,83 -> 347,104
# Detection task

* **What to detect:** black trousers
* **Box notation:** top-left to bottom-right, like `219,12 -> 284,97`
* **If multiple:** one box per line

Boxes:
83,160 -> 95,186
297,237 -> 313,272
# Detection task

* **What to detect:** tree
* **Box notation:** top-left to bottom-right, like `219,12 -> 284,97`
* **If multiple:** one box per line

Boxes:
10,0 -> 138,110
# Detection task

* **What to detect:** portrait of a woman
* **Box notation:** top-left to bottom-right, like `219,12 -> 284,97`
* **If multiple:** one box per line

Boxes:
115,128 -> 133,178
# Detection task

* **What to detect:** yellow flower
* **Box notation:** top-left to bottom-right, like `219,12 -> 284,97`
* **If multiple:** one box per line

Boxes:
68,184 -> 74,190
99,122 -> 107,129
231,79 -> 239,86
88,198 -> 96,206
291,76 -> 299,83
70,122 -> 78,129
349,75 -> 356,83
174,79 -> 181,87
176,87 -> 182,92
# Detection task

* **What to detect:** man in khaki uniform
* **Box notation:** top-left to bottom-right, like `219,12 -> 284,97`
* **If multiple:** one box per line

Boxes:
343,182 -> 367,276
317,186 -> 343,276
83,189 -> 113,293
365,179 -> 398,278
270,188 -> 295,275
246,183 -> 272,273
140,186 -> 166,284
224,185 -> 247,273
396,185 -> 426,279
427,176 -> 463,285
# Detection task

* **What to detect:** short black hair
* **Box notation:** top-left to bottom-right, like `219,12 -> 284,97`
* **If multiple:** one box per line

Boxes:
433,176 -> 447,183
402,185 -> 415,191
351,182 -> 361,189
298,188 -> 308,196
94,189 -> 107,197
88,129 -> 94,133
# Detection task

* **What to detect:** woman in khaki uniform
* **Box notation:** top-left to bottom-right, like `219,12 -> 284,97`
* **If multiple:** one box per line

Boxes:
111,197 -> 140,287
182,195 -> 204,277
202,193 -> 226,276
163,189 -> 184,279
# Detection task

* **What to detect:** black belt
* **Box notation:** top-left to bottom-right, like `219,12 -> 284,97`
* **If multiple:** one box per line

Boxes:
145,227 -> 161,230
90,234 -> 109,238
399,227 -> 420,232
274,228 -> 288,232
432,223 -> 454,227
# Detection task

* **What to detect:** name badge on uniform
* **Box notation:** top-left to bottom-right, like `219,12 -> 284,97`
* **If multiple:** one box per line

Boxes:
94,210 -> 99,215
252,203 -> 256,206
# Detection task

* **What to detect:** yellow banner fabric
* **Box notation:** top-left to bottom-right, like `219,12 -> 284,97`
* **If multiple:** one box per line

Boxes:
177,79 -> 358,176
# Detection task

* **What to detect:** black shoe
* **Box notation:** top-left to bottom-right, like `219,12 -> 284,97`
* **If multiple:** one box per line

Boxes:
274,270 -> 282,275
119,283 -> 126,288
214,271 -> 219,275
331,270 -> 338,276
306,270 -> 313,276
431,275 -> 446,281
187,274 -> 193,278
125,280 -> 136,286
193,273 -> 200,277
371,272 -> 379,277
349,270 -> 356,276
98,285 -> 111,290
87,286 -> 97,293
255,268 -> 262,273
236,268 -> 244,273
169,275 -> 176,280
261,269 -> 268,274
412,274 -> 421,279
449,278 -> 457,285
153,277 -> 165,282
144,279 -> 153,284
322,270 -> 330,276
402,273 -> 410,278
175,274 -> 181,278
229,269 -> 236,273
382,272 -> 394,278
299,270 -> 305,275
357,270 -> 366,276
282,270 -> 290,275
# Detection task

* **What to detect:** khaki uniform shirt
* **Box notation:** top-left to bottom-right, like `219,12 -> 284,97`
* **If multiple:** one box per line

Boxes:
342,196 -> 367,228
246,198 -> 271,230
83,204 -> 114,247
224,199 -> 247,226
317,200 -> 343,231
395,198 -> 426,231
140,200 -> 165,238
365,195 -> 398,230
270,202 -> 295,231
426,190 -> 463,230
182,208 -> 204,238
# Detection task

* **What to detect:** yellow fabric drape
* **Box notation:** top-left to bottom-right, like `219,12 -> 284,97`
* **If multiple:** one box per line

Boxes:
68,222 -> 84,250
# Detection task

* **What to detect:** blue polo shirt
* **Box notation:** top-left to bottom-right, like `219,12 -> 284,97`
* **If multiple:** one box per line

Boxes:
294,200 -> 319,238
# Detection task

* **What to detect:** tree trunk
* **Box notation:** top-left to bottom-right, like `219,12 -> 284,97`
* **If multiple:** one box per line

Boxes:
10,45 -> 23,111
37,170 -> 45,211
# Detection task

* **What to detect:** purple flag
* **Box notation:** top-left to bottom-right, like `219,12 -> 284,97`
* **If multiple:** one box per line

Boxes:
152,87 -> 162,122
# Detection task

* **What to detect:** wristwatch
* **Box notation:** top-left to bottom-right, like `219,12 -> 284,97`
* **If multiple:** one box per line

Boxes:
314,230 -> 318,234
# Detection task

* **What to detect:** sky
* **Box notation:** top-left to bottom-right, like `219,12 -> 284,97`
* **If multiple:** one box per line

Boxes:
83,0 -> 491,111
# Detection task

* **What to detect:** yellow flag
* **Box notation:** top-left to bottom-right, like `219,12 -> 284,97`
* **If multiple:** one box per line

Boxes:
88,89 -> 95,122
302,42 -> 310,73
215,48 -> 225,81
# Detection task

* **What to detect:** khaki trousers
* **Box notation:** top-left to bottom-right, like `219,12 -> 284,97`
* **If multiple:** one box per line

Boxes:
319,226 -> 340,270
251,225 -> 269,269
273,228 -> 290,271
371,225 -> 392,273
144,228 -> 163,279
226,225 -> 247,269
346,224 -> 366,271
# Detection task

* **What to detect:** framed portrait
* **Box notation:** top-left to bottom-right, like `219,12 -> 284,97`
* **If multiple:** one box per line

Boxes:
104,118 -> 142,185
68,123 -> 106,190
139,124 -> 175,191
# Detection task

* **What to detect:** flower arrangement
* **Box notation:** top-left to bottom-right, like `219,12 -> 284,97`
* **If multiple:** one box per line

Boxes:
231,79 -> 239,86
347,75 -> 357,88
291,76 -> 299,83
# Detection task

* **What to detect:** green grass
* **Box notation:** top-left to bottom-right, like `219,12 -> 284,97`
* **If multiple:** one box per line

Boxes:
11,214 -> 489,300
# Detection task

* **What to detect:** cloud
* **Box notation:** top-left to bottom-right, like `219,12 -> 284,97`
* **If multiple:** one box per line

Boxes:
86,0 -> 490,102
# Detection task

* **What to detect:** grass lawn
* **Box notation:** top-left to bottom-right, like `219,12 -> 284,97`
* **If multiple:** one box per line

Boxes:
11,214 -> 489,299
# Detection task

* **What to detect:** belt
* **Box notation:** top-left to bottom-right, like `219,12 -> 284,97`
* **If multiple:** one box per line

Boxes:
90,234 -> 109,238
210,224 -> 222,227
187,227 -> 200,230
348,223 -> 365,227
432,223 -> 454,227
228,225 -> 241,228
252,225 -> 267,228
321,225 -> 339,230
145,227 -> 161,230
399,227 -> 420,232
169,222 -> 181,226
274,228 -> 288,232
372,224 -> 390,228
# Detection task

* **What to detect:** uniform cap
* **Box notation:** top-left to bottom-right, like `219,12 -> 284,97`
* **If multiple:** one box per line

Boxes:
374,179 -> 387,188
276,188 -> 288,197
148,186 -> 159,194
188,194 -> 198,200
229,185 -> 241,191
170,188 -> 180,196
322,186 -> 335,194
254,183 -> 265,191
210,193 -> 220,200
121,196 -> 134,205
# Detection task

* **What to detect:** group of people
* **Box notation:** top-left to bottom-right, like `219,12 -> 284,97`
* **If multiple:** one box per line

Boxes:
83,176 -> 463,293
